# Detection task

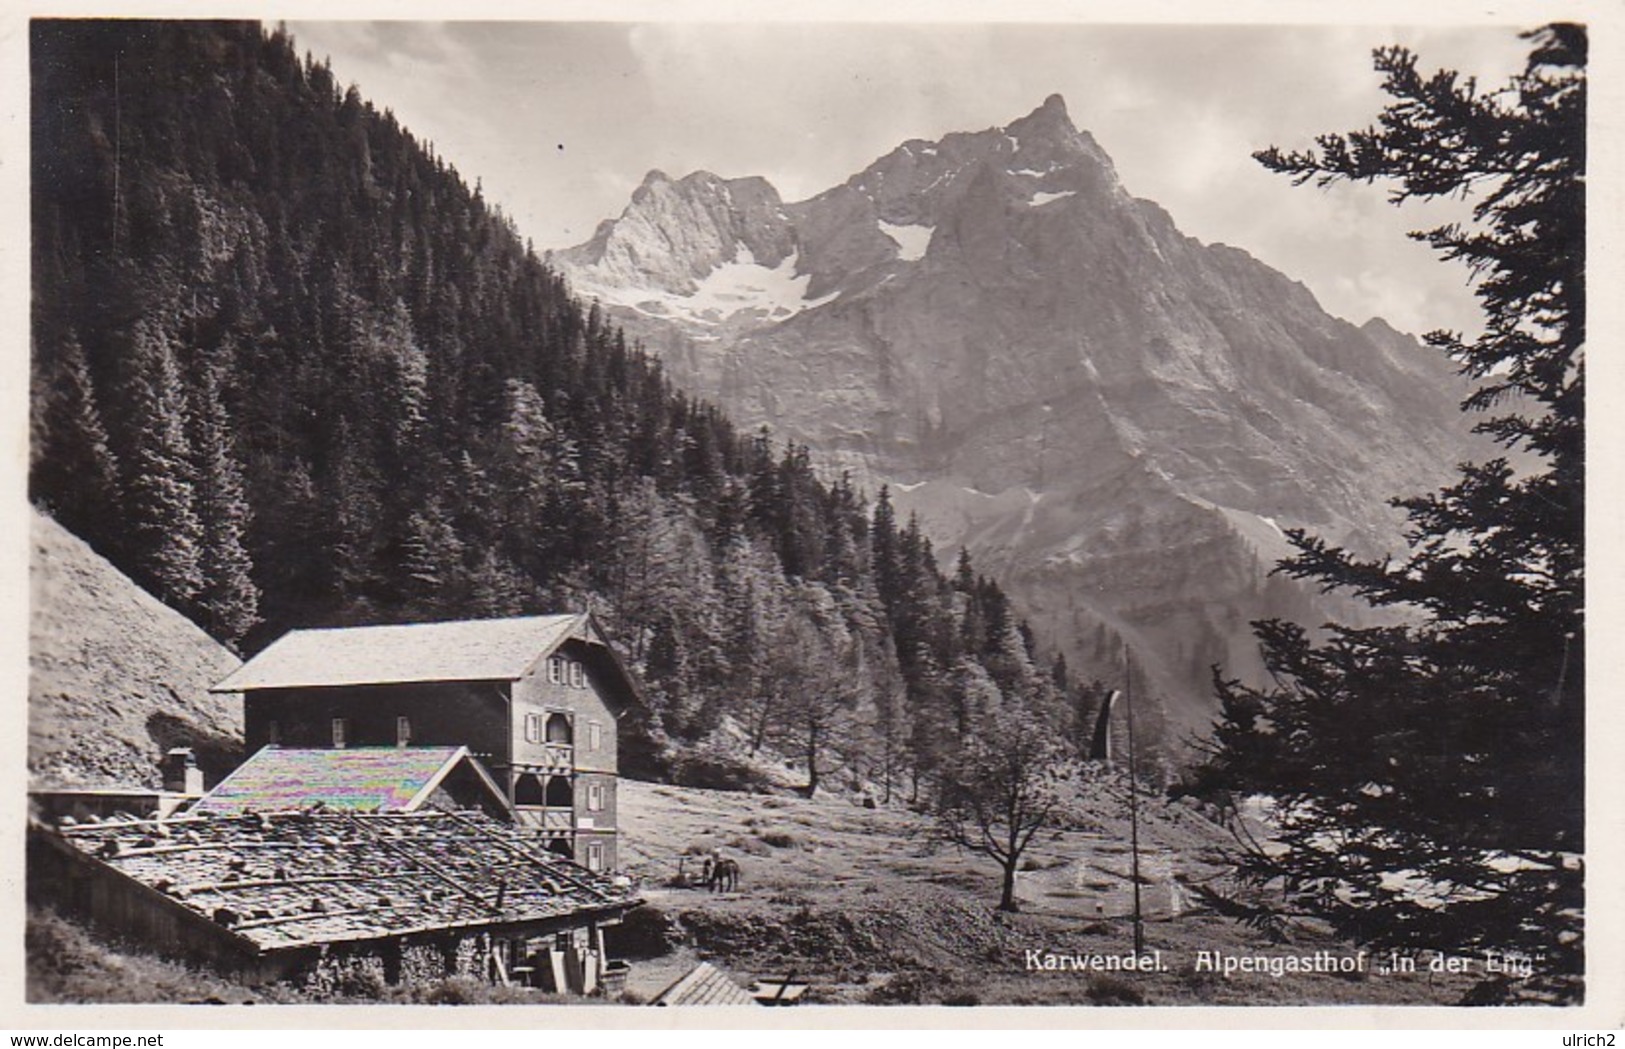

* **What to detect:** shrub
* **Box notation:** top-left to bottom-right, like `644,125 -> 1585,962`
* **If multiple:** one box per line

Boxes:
605,904 -> 681,959
669,751 -> 776,792
863,970 -> 933,1004
725,835 -> 771,857
1086,974 -> 1146,1006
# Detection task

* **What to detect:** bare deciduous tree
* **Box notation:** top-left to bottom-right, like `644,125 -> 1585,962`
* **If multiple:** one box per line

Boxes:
935,696 -> 1070,912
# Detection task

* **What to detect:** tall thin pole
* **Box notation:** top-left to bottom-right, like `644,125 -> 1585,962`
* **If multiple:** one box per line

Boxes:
1126,653 -> 1144,955
113,52 -> 122,246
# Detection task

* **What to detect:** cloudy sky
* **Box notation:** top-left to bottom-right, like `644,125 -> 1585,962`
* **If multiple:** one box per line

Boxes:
284,19 -> 1535,338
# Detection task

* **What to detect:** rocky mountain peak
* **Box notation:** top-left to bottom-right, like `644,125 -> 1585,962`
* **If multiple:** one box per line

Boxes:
553,106 -> 1476,733
1006,92 -> 1075,139
555,167 -> 795,296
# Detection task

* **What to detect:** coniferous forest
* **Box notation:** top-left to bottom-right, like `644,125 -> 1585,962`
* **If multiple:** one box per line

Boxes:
30,20 -> 1101,788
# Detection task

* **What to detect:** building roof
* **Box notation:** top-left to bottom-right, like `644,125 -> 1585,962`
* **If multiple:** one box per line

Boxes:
192,747 -> 505,816
43,809 -> 640,953
652,961 -> 762,1006
211,614 -> 586,692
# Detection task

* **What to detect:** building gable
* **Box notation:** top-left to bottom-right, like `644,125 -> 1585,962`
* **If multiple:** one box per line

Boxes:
193,746 -> 508,817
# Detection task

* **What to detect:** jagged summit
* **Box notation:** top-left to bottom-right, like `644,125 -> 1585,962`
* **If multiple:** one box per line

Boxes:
1006,92 -> 1075,137
555,167 -> 794,294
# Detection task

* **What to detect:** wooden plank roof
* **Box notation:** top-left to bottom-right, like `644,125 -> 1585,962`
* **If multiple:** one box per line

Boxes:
46,809 -> 640,953
192,746 -> 505,816
211,614 -> 586,692
652,961 -> 761,1006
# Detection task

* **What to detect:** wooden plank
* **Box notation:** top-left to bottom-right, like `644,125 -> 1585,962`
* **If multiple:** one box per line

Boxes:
548,948 -> 568,993
177,873 -> 406,896
59,815 -> 211,835
492,945 -> 510,987
99,841 -> 301,860
232,905 -> 375,931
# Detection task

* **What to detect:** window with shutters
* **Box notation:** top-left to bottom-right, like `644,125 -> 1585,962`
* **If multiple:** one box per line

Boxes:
569,661 -> 585,688
587,720 -> 602,751
332,717 -> 349,749
396,716 -> 412,747
547,656 -> 565,684
586,843 -> 604,872
524,712 -> 543,744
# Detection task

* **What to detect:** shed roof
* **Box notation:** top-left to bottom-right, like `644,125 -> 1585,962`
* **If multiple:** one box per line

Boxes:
192,747 -> 504,816
211,614 -> 586,692
652,961 -> 761,1006
45,809 -> 640,953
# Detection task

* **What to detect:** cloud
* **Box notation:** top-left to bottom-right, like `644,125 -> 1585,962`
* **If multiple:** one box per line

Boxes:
289,20 -> 1530,335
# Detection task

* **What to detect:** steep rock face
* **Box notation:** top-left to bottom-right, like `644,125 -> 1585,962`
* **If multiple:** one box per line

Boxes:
553,96 -> 1472,731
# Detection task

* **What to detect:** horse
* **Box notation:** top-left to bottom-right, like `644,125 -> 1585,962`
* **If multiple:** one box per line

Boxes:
709,857 -> 740,893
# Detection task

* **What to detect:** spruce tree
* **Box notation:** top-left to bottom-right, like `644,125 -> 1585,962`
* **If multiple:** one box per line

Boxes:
32,331 -> 121,541
123,318 -> 206,608
1191,25 -> 1584,1002
189,361 -> 261,647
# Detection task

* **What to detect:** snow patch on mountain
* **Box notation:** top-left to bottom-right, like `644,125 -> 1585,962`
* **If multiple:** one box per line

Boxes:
583,246 -> 837,325
1029,189 -> 1077,207
878,220 -> 933,262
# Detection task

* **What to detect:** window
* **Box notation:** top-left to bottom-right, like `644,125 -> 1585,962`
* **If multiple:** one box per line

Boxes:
396,716 -> 412,747
586,843 -> 604,873
267,720 -> 281,746
587,783 -> 604,812
331,717 -> 349,749
547,656 -> 565,684
524,712 -> 543,744
587,721 -> 602,751
569,661 -> 585,689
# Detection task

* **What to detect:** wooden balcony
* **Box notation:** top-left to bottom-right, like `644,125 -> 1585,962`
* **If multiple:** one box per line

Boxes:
513,805 -> 575,834
514,743 -> 573,776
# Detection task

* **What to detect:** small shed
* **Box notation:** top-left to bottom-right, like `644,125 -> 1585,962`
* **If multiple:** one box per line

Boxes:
651,961 -> 762,1006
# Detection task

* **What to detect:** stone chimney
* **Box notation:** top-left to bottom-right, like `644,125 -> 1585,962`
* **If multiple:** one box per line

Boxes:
162,747 -> 204,795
